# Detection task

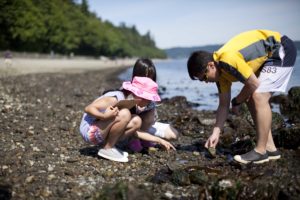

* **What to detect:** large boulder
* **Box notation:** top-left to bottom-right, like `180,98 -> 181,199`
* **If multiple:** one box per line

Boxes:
273,127 -> 300,149
280,86 -> 300,123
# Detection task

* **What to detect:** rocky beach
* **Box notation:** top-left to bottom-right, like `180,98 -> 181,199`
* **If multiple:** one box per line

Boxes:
1,60 -> 300,199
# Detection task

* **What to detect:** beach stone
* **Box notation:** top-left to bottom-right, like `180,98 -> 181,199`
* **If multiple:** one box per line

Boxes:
171,170 -> 191,186
212,179 -> 240,200
189,170 -> 208,185
207,147 -> 216,158
200,118 -> 215,126
25,175 -> 35,183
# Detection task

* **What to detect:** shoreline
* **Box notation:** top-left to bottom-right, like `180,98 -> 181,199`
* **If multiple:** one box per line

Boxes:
0,57 -> 136,77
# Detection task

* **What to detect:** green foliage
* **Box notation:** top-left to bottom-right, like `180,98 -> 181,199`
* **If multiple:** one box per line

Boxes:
0,0 -> 166,58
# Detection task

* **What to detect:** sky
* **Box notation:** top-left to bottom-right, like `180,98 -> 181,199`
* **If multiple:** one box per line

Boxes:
88,0 -> 300,49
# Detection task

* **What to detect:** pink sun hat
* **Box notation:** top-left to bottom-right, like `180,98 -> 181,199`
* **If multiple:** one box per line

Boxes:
122,76 -> 161,102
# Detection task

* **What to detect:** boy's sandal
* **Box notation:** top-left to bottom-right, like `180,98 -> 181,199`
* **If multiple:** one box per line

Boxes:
267,150 -> 281,160
234,149 -> 269,164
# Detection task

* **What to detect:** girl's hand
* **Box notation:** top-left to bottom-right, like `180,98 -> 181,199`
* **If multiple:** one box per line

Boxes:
158,138 -> 176,151
104,106 -> 119,119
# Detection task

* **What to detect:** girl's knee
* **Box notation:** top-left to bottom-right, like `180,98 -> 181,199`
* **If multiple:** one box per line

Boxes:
117,108 -> 131,122
130,116 -> 142,130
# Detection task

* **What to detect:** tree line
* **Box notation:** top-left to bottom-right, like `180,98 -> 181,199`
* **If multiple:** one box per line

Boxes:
0,0 -> 166,58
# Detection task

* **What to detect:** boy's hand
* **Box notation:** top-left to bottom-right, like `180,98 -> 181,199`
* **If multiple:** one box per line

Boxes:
205,132 -> 220,148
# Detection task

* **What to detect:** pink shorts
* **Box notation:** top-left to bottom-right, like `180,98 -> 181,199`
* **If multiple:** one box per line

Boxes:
82,124 -> 104,145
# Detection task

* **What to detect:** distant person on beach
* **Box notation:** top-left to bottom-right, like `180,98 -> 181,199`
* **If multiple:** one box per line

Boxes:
4,50 -> 12,67
187,30 -> 297,164
80,76 -> 175,162
128,58 -> 179,152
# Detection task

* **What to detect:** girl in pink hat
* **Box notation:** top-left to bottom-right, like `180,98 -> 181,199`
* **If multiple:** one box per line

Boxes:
128,58 -> 179,152
79,76 -> 175,162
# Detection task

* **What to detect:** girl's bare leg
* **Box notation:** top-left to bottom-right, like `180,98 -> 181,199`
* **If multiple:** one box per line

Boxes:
102,109 -> 131,149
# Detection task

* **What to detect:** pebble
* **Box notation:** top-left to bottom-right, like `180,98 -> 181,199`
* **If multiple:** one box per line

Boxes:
25,175 -> 35,183
164,191 -> 174,199
47,174 -> 56,181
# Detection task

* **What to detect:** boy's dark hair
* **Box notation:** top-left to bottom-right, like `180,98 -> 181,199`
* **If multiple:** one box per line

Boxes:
132,58 -> 156,82
187,51 -> 213,80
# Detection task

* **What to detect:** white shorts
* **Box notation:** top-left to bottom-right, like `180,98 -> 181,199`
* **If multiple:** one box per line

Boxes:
256,66 -> 293,93
256,40 -> 296,93
148,122 -> 170,138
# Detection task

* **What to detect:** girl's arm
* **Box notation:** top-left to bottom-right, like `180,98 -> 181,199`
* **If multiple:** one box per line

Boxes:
84,96 -> 119,120
135,130 -> 176,151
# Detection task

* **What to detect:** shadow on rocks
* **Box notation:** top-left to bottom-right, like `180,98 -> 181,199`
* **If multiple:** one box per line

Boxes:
0,182 -> 12,200
79,146 -> 100,158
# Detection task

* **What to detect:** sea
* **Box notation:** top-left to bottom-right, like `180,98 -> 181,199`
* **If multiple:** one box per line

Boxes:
119,53 -> 300,111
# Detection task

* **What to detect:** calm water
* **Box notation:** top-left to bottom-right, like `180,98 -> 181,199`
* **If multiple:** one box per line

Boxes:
120,54 -> 300,110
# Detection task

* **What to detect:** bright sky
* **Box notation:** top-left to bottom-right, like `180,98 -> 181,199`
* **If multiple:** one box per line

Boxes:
88,0 -> 300,49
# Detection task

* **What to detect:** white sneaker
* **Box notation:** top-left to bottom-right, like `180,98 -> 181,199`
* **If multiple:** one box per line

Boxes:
114,148 -> 129,157
98,148 -> 128,162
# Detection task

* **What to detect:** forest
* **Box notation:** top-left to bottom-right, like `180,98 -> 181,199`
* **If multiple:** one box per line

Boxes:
0,0 -> 166,58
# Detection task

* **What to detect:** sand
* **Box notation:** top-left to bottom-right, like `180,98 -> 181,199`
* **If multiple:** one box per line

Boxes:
0,57 -> 136,77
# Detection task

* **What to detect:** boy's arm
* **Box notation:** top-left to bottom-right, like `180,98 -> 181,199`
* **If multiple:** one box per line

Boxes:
205,92 -> 231,148
233,73 -> 260,104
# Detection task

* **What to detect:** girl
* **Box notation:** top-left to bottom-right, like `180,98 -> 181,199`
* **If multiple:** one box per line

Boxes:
80,76 -> 175,162
128,59 -> 179,152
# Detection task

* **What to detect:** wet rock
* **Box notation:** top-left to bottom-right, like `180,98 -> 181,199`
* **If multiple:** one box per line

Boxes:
220,127 -> 234,147
272,112 -> 285,130
273,127 -> 300,149
171,170 -> 190,186
189,170 -> 208,185
270,94 -> 289,104
93,182 -> 153,200
228,115 -> 256,138
149,168 -> 170,184
212,179 -> 240,200
207,147 -> 216,158
230,139 -> 255,155
280,86 -> 300,122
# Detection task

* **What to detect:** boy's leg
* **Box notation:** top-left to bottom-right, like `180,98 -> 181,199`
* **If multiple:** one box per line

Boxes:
247,98 -> 276,151
252,92 -> 273,154
266,130 -> 277,152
